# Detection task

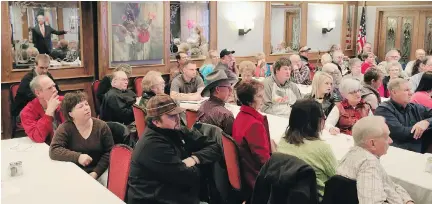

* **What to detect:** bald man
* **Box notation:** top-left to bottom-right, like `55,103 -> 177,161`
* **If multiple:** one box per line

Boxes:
404,49 -> 426,77
337,116 -> 414,204
290,54 -> 311,85
100,71 -> 137,125
20,75 -> 64,144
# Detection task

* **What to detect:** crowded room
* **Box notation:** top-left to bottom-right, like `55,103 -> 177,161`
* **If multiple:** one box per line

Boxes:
2,1 -> 432,204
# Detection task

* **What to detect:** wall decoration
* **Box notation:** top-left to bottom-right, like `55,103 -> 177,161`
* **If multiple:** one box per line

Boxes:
108,2 -> 164,66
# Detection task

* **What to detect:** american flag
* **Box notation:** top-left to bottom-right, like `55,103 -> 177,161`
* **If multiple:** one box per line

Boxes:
357,6 -> 366,54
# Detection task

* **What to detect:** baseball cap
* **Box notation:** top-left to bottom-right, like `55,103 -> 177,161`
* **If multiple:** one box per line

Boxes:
220,49 -> 235,58
145,94 -> 185,117
299,46 -> 311,52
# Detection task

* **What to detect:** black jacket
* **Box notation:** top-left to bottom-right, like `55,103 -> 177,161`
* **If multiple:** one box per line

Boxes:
321,175 -> 358,204
50,47 -> 69,60
12,69 -> 60,117
375,99 -> 432,148
31,24 -> 66,54
96,76 -> 134,105
100,87 -> 136,125
250,153 -> 319,204
127,122 -> 221,204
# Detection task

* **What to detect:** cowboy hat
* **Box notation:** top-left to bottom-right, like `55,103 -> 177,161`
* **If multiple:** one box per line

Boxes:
201,69 -> 236,97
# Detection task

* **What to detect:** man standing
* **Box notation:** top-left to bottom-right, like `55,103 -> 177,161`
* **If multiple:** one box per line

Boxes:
337,116 -> 414,204
21,75 -> 64,144
375,78 -> 432,152
12,54 -> 60,119
197,69 -> 236,135
170,61 -> 205,101
127,94 -> 221,204
31,14 -> 67,54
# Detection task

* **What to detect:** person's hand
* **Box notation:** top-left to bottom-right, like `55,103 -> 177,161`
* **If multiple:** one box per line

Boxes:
275,96 -> 289,103
191,93 -> 202,101
329,127 -> 340,135
78,154 -> 93,166
45,94 -> 60,116
182,157 -> 196,167
89,172 -> 98,179
411,120 -> 430,139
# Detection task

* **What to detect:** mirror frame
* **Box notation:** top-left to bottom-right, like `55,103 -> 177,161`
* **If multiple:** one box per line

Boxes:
1,1 -> 95,83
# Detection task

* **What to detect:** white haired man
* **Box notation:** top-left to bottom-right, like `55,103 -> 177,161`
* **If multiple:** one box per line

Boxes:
337,116 -> 414,204
20,75 -> 64,144
377,49 -> 407,78
404,49 -> 426,77
375,78 -> 432,153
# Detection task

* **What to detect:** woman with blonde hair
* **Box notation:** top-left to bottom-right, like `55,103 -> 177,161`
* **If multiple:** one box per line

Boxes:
382,61 -> 403,97
199,50 -> 219,85
139,71 -> 166,110
227,60 -> 257,105
305,71 -> 336,116
255,52 -> 271,77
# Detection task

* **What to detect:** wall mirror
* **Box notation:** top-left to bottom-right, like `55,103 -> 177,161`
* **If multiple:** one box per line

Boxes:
270,2 -> 301,55
9,1 -> 82,70
169,1 -> 210,60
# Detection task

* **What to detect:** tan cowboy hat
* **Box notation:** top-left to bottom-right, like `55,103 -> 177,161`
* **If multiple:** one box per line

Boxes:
201,69 -> 236,97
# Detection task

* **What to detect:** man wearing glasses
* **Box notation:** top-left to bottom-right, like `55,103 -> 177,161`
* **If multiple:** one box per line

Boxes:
197,69 -> 236,135
12,54 -> 60,121
100,70 -> 137,125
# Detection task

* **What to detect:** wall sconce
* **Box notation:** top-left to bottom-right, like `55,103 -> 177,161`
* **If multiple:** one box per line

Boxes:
237,20 -> 255,36
322,21 -> 336,34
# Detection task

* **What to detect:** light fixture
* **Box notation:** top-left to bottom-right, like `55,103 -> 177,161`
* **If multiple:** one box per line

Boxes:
322,21 -> 336,34
238,20 -> 254,36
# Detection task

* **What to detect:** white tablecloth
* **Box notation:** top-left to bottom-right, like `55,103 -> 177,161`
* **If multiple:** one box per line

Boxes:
1,137 -> 125,204
180,102 -> 432,204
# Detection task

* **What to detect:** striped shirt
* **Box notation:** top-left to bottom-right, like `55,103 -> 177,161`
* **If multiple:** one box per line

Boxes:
336,146 -> 412,204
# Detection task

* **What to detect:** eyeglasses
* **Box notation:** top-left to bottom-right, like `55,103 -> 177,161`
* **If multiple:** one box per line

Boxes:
217,85 -> 232,90
348,89 -> 361,94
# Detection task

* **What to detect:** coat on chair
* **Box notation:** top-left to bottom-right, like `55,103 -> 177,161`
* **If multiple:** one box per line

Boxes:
250,153 -> 319,204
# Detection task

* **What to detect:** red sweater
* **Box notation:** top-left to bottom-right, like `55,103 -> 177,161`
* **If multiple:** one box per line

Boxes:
20,97 -> 65,144
361,61 -> 373,74
232,105 -> 271,190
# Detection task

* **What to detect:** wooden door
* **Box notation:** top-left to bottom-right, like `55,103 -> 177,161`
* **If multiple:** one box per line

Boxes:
377,11 -> 419,64
284,11 -> 300,51
419,11 -> 432,55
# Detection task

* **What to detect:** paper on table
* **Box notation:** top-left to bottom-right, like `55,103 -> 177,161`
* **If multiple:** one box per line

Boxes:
180,97 -> 209,104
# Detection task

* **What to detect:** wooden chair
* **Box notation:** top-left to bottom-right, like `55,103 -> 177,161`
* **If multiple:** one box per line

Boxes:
134,76 -> 144,97
92,80 -> 101,116
132,104 -> 146,138
107,144 -> 133,201
10,83 -> 22,138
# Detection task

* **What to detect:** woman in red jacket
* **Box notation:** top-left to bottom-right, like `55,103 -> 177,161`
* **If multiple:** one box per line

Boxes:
232,80 -> 271,192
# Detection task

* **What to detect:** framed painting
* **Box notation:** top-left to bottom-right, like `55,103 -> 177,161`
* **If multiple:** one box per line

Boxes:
108,2 -> 164,66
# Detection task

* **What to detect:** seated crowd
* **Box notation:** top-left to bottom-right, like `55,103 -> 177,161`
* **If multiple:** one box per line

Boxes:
13,42 -> 432,204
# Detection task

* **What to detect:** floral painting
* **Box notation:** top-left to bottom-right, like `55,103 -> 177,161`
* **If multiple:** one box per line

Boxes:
109,2 -> 164,66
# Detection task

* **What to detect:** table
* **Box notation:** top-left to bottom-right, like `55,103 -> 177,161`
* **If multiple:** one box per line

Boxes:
1,137 -> 125,204
180,102 -> 432,204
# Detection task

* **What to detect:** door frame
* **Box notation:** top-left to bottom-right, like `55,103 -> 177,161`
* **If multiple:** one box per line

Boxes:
374,7 -> 432,61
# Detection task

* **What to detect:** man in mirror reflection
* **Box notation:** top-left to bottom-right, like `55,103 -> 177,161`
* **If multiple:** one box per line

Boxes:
32,14 -> 67,55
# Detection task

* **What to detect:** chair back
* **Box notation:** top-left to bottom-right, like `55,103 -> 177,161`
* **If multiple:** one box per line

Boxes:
10,83 -> 20,103
134,76 -> 143,97
322,175 -> 358,204
185,109 -> 198,129
132,104 -> 146,138
107,144 -> 133,201
92,80 -> 101,115
221,134 -> 242,191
